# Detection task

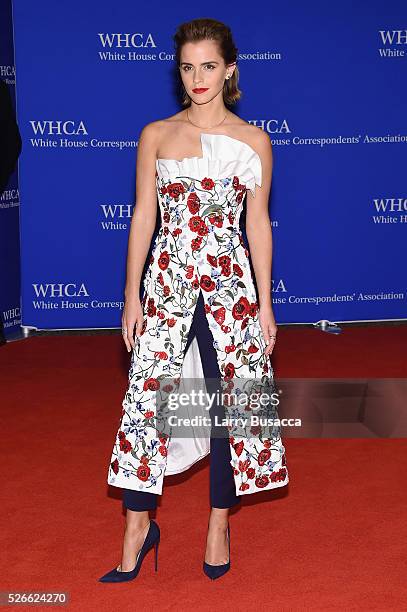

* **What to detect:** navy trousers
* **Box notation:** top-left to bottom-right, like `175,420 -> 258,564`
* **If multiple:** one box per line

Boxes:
123,289 -> 241,511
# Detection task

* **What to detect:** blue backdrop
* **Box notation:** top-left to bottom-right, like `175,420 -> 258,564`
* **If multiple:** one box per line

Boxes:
11,0 -> 406,330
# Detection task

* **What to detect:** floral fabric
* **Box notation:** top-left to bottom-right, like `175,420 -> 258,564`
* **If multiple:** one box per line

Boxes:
107,133 -> 289,496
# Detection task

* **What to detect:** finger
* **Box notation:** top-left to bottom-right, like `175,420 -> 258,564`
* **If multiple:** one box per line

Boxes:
121,314 -> 128,348
121,329 -> 130,352
262,329 -> 273,356
267,329 -> 277,356
122,317 -> 132,352
260,324 -> 270,346
127,320 -> 136,350
123,329 -> 131,352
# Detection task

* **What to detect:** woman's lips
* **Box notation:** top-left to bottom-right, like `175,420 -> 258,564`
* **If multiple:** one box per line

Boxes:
192,88 -> 209,93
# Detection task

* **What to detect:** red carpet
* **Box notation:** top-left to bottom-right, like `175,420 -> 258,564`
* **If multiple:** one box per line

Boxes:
1,325 -> 407,610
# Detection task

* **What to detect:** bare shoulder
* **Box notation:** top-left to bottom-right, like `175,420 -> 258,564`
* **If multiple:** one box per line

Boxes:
137,118 -> 176,158
242,123 -> 271,157
225,114 -> 270,157
141,112 -> 186,150
138,119 -> 162,144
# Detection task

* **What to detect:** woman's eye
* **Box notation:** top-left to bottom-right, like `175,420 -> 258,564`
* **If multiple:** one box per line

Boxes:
182,65 -> 215,72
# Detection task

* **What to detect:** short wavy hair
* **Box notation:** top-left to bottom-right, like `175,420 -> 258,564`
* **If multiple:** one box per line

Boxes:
173,18 -> 241,107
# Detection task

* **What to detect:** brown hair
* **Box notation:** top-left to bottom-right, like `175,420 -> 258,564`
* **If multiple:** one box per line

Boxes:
173,18 -> 241,107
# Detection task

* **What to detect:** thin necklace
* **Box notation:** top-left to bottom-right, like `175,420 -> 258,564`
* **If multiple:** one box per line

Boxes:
186,108 -> 228,130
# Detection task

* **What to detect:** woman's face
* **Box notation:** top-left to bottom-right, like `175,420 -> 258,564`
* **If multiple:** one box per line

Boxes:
179,39 -> 235,105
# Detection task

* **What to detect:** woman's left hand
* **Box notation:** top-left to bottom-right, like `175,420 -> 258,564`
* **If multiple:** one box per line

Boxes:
258,303 -> 278,357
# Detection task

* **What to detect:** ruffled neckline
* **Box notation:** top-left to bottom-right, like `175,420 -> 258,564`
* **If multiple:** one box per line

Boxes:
156,133 -> 262,197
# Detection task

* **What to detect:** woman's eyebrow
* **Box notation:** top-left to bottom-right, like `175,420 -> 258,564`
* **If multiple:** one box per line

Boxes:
180,60 -> 220,66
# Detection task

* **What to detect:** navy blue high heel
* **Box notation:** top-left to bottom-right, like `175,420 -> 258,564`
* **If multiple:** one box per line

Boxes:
98,519 -> 160,583
203,523 -> 230,580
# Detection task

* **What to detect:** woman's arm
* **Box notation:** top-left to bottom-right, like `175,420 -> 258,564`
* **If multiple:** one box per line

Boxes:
245,131 -> 277,356
122,123 -> 158,351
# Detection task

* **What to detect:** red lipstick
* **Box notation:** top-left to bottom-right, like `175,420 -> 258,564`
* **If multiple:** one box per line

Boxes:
192,88 -> 209,94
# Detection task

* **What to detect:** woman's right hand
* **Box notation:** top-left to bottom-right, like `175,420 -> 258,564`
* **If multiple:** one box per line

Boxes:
121,295 -> 145,352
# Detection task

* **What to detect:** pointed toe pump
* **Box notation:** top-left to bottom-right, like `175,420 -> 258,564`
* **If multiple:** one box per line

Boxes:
203,523 -> 231,580
98,519 -> 160,583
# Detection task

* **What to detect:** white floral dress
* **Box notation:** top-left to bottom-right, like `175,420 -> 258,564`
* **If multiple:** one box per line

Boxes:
107,133 -> 289,496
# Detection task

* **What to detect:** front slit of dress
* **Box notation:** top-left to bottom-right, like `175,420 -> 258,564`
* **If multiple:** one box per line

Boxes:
122,288 -> 241,511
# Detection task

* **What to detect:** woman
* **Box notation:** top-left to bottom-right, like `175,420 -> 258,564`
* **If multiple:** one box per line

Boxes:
99,17 -> 288,583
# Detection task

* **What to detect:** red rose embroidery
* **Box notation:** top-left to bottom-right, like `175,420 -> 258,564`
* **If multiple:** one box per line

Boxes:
143,377 -> 160,391
233,440 -> 244,457
258,449 -> 271,466
147,298 -> 156,317
185,265 -> 194,279
241,318 -> 250,331
200,275 -> 216,292
197,222 -> 208,236
201,177 -> 215,190
239,459 -> 250,472
232,296 -> 251,320
136,465 -> 151,481
218,255 -> 230,268
207,254 -> 218,267
187,192 -> 200,213
248,344 -> 258,353
236,190 -> 245,204
189,216 -> 204,233
158,251 -> 170,270
270,467 -> 287,482
167,182 -> 185,200
233,264 -> 243,278
140,318 -> 147,336
213,306 -> 226,325
255,475 -> 269,488
224,362 -> 235,381
191,236 -> 202,251
111,459 -> 119,475
120,438 -> 132,453
248,302 -> 258,317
